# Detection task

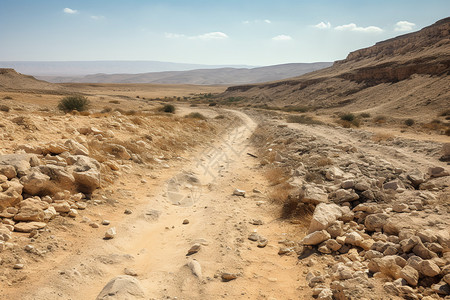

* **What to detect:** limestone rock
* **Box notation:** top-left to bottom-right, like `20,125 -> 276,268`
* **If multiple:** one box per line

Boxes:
334,189 -> 359,203
104,227 -> 116,239
400,265 -> 419,286
364,213 -> 389,232
0,165 -> 16,179
302,185 -> 329,205
96,275 -> 145,300
187,260 -> 202,279
419,260 -> 441,277
308,203 -> 343,234
428,166 -> 449,178
0,153 -> 40,177
14,221 -> 47,233
232,189 -> 246,197
302,230 -> 331,246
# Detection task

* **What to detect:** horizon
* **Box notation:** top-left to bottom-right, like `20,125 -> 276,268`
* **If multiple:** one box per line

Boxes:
0,1 -> 449,66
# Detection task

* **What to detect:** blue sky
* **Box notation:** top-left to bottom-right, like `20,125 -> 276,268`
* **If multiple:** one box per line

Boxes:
0,0 -> 448,65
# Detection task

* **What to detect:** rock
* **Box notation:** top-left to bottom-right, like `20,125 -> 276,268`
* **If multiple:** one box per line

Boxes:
428,166 -> 449,178
124,268 -> 138,277
182,219 -> 189,224
317,288 -> 333,300
344,231 -> 363,246
73,169 -> 100,194
341,180 -> 355,189
102,220 -> 111,225
53,201 -> 71,213
13,263 -> 24,269
257,237 -> 268,248
392,203 -> 409,213
250,219 -> 263,225
444,274 -> 450,285
90,222 -> 100,228
104,227 -> 116,239
14,221 -> 46,233
221,273 -> 237,282
14,205 -> 45,222
187,243 -> 201,255
326,221 -> 344,239
377,256 -> 403,279
65,139 -> 89,156
96,275 -> 145,300
383,180 -> 402,191
278,247 -> 293,255
308,203 -> 343,234
0,153 -> 39,177
326,239 -> 342,251
413,241 -> 437,260
232,189 -> 246,197
419,260 -> 441,277
431,281 -> 450,295
20,171 -> 51,196
0,165 -> 16,179
124,209 -> 132,215
325,166 -> 345,180
364,213 -> 389,232
407,170 -> 425,187
334,189 -> 359,203
302,185 -> 329,205
102,144 -> 131,160
187,260 -> 202,279
302,230 -> 331,245
68,209 -> 78,218
400,265 -> 419,286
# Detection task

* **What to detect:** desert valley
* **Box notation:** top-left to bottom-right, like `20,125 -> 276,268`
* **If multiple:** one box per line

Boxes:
0,13 -> 449,300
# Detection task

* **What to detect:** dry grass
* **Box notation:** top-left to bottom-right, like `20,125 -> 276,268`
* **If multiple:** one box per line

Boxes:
265,167 -> 290,186
371,132 -> 395,142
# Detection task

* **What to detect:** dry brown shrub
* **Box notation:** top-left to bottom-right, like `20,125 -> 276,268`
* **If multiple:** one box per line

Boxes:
315,157 -> 333,167
131,116 -> 144,125
265,167 -> 289,186
371,133 -> 394,142
305,171 -> 323,184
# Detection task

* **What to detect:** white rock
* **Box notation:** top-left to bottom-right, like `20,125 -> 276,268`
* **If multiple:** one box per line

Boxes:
96,275 -> 145,300
308,203 -> 343,234
233,189 -> 246,197
188,260 -> 202,279
105,227 -> 116,239
302,230 -> 331,246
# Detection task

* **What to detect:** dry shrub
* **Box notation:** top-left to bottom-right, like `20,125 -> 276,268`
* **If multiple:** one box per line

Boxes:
109,100 -> 120,104
131,116 -> 144,125
316,157 -> 333,167
265,167 -> 289,186
373,115 -> 387,124
305,171 -> 323,184
0,105 -> 10,112
286,114 -> 323,125
372,132 -> 394,142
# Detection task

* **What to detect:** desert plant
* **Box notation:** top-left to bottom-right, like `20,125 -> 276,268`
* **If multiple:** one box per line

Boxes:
404,118 -> 415,126
3,96 -> 12,100
373,115 -> 387,124
159,104 -> 176,113
109,100 -> 120,104
286,115 -> 323,125
340,113 -> 355,122
57,95 -> 90,113
101,107 -> 112,113
185,112 -> 206,120
359,112 -> 371,118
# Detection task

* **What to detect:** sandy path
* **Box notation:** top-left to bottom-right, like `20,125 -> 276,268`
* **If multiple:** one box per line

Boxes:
6,109 -> 307,300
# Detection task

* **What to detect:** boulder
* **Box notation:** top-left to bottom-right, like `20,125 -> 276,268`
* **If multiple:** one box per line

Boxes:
102,144 -> 131,160
65,139 -> 89,156
0,165 -> 16,179
0,154 -> 40,177
14,221 -> 47,233
407,170 -> 425,187
334,189 -> 359,203
38,165 -> 76,192
302,185 -> 329,205
428,166 -> 449,178
20,170 -> 51,195
96,275 -> 145,300
73,169 -> 100,194
364,213 -> 389,232
400,265 -> 419,286
419,260 -> 441,277
325,166 -> 345,180
302,230 -> 331,246
308,203 -> 343,234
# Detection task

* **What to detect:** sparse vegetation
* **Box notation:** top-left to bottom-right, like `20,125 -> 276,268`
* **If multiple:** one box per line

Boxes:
3,96 -> 13,100
340,113 -> 356,122
57,95 -> 90,113
336,113 -> 361,128
373,115 -> 387,124
159,104 -> 176,113
359,112 -> 371,118
404,118 -> 415,126
286,115 -> 323,125
185,112 -> 207,120
101,107 -> 112,113
372,133 -> 394,142
109,100 -> 120,104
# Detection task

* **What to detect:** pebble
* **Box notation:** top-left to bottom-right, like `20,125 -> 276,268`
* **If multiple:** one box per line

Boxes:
102,220 -> 111,226
124,268 -> 138,276
90,222 -> 100,228
13,264 -> 24,269
182,219 -> 190,225
187,243 -> 201,255
104,227 -> 116,239
124,209 -> 132,215
222,273 -> 238,282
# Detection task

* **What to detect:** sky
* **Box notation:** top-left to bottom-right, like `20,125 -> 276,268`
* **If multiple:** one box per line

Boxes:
0,0 -> 449,66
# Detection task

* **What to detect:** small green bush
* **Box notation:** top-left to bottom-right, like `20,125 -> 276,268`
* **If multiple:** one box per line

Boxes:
58,95 -> 90,113
340,113 -> 355,122
360,112 -> 371,118
159,104 -> 176,113
404,118 -> 415,126
185,112 -> 207,120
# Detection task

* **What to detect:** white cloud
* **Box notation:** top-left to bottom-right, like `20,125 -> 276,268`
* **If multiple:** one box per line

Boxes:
394,21 -> 415,32
272,34 -> 292,41
334,23 -> 383,33
314,21 -> 331,29
91,15 -> 106,21
242,19 -> 272,24
165,32 -> 229,40
195,32 -> 229,40
63,8 -> 78,14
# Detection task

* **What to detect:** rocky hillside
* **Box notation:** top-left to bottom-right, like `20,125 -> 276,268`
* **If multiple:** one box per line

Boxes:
223,18 -> 450,117
0,68 -> 62,93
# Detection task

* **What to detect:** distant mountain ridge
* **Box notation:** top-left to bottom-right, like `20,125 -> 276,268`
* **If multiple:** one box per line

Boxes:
35,62 -> 332,85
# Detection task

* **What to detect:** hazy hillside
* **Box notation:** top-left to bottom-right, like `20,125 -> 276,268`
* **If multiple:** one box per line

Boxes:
222,17 -> 450,118
0,61 -> 253,76
36,62 -> 332,85
0,68 -> 62,92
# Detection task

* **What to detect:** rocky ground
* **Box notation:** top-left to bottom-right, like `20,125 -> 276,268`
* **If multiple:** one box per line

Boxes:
0,100 -> 449,299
